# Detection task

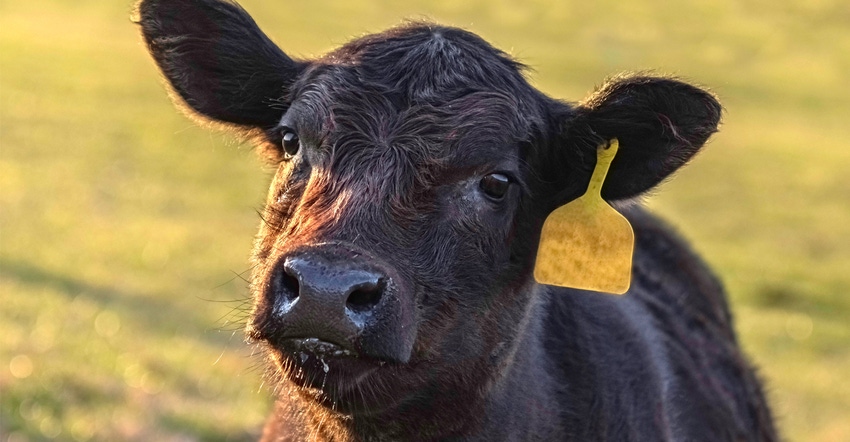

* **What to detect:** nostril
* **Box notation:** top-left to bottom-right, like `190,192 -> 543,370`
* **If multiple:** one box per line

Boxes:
273,262 -> 301,314
279,270 -> 300,302
346,279 -> 386,314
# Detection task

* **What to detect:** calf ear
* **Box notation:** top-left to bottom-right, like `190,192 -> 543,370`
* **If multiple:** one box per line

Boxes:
560,75 -> 721,200
134,0 -> 305,129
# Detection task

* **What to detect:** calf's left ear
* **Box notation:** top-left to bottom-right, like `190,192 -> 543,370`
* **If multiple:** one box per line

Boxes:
559,75 -> 722,200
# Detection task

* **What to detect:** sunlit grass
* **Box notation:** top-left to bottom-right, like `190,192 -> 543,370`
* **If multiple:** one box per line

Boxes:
2,0 -> 848,440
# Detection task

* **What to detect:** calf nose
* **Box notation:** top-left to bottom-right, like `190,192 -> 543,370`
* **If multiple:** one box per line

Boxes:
260,246 -> 414,361
277,255 -> 387,324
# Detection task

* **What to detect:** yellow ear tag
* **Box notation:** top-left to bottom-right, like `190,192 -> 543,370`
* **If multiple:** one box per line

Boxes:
534,139 -> 634,294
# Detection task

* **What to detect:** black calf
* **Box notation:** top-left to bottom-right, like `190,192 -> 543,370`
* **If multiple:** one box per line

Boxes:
136,0 -> 777,440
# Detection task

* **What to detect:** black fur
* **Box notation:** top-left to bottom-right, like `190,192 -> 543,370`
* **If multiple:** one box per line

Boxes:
136,1 -> 776,440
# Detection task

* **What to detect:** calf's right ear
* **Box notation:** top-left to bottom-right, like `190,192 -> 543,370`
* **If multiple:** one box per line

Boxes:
134,0 -> 305,129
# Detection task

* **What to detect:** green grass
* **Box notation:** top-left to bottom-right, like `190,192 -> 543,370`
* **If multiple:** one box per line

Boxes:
1,0 -> 848,440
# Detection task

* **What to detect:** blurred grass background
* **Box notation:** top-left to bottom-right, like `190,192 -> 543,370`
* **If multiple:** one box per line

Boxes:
1,0 -> 848,440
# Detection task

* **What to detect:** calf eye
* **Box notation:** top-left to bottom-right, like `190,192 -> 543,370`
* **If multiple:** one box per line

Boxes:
479,173 -> 511,200
281,129 -> 300,158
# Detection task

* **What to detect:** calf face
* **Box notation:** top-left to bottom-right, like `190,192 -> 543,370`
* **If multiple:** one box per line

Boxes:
137,0 -> 727,434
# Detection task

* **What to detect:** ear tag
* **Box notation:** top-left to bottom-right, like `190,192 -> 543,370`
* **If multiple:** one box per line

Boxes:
534,139 -> 634,294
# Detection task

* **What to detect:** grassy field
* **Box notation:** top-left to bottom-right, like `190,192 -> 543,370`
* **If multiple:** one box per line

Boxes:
1,0 -> 848,440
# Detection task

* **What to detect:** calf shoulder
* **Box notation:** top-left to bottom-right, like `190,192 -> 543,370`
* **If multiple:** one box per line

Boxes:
543,205 -> 776,441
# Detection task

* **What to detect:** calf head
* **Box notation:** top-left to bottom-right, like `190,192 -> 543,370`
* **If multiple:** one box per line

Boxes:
138,0 -> 721,418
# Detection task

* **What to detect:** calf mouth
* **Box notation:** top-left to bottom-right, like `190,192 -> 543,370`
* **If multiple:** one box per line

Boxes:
265,337 -> 405,408
282,337 -> 359,359
273,338 -> 397,390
